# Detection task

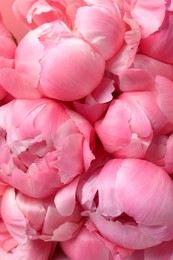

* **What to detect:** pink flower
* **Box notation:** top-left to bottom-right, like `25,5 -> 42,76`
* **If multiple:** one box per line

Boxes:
0,183 -> 55,260
0,21 -> 105,101
78,158 -> 173,250
1,180 -> 83,243
0,98 -> 95,198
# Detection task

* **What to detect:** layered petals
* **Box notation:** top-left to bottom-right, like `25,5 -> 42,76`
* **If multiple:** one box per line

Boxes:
0,98 -> 94,198
79,158 -> 173,249
1,183 -> 83,243
95,94 -> 153,158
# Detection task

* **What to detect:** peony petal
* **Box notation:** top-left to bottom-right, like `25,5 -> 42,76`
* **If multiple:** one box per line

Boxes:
119,69 -> 155,92
61,226 -> 115,260
39,37 -> 105,101
54,177 -> 79,217
131,0 -> 166,37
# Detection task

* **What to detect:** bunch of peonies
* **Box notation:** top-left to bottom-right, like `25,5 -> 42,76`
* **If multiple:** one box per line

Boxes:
0,0 -> 173,259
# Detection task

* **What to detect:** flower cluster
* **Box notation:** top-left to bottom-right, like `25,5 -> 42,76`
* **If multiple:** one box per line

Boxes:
0,0 -> 173,259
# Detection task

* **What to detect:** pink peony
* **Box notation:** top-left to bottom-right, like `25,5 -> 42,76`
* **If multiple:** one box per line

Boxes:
0,183 -> 55,260
0,98 -> 95,198
1,181 -> 83,243
78,158 -> 173,251
0,21 -> 105,101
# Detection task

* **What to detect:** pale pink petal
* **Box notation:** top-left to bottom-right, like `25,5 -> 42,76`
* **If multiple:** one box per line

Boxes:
1,188 -> 31,244
52,221 -> 84,241
16,192 -> 46,231
54,177 -> 79,216
41,199 -> 83,241
131,0 -> 166,37
107,18 -> 141,74
86,78 -> 114,104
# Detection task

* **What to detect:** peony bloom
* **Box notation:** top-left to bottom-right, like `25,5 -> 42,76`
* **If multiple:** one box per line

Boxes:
78,158 -> 173,250
0,17 -> 16,100
0,21 -> 105,101
0,183 -> 55,260
0,98 -> 95,198
1,179 -> 83,243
